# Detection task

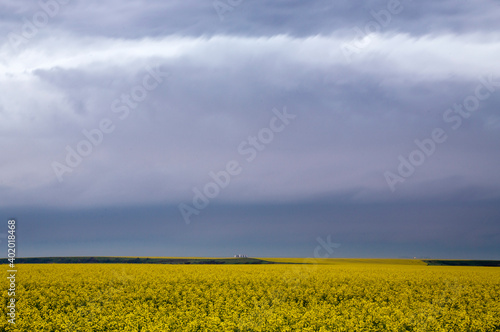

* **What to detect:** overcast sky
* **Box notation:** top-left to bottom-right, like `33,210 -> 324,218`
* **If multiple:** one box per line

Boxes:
1,0 -> 499,259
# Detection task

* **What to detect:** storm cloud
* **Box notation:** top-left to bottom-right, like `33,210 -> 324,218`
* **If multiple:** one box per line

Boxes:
1,0 -> 499,258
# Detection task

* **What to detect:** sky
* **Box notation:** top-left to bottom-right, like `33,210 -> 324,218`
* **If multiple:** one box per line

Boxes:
1,0 -> 499,259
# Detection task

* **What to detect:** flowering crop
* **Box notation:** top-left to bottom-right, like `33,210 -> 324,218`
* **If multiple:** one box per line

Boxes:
1,261 -> 499,331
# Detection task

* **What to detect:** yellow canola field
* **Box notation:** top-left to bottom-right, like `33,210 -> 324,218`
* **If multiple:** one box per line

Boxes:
1,262 -> 499,331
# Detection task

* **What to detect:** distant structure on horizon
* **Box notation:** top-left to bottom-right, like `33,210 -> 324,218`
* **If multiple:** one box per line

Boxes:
234,254 -> 247,258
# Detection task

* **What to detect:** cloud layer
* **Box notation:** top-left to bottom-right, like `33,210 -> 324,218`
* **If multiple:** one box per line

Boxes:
1,0 -> 499,257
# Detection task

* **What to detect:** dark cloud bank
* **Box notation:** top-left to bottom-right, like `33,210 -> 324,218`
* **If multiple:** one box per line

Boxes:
0,0 -> 499,258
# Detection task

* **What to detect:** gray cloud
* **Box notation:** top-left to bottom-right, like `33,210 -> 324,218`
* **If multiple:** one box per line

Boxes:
0,0 -> 499,258
2,0 -> 500,44
7,200 -> 500,259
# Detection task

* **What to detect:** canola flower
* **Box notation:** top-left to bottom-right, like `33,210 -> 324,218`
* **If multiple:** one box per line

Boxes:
1,261 -> 499,331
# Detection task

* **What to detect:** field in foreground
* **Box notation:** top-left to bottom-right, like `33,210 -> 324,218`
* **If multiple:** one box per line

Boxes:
1,260 -> 499,331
